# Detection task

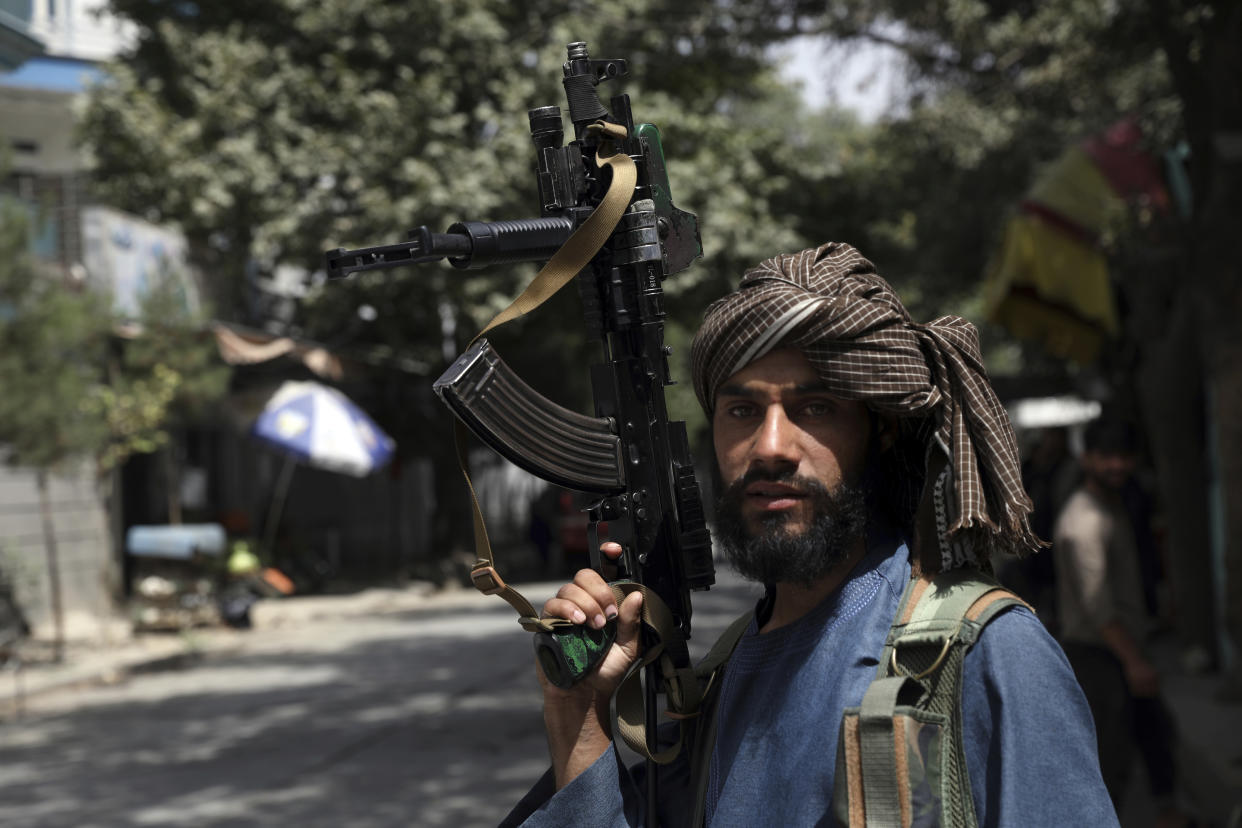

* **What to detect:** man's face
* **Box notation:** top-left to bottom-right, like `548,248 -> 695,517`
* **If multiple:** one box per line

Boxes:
1081,448 -> 1134,491
712,348 -> 873,538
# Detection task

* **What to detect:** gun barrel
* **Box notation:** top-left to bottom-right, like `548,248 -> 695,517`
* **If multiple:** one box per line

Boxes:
446,217 -> 574,270
326,217 -> 575,279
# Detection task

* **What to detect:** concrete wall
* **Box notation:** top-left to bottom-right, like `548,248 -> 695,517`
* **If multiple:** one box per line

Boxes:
0,455 -> 120,642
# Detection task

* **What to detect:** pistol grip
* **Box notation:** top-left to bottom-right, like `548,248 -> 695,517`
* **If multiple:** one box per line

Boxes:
533,619 -> 617,688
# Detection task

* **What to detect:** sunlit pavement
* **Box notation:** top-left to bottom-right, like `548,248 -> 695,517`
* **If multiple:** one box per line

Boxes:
2,567 -> 1237,826
0,569 -> 761,827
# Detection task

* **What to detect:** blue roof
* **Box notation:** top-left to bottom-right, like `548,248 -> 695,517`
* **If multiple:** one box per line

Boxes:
0,55 -> 103,92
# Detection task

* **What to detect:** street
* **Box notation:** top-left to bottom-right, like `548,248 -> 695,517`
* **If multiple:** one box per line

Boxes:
2,566 -> 1236,828
0,571 -> 762,827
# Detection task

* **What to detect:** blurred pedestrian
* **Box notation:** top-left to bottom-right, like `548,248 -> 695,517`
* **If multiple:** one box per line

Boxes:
1054,415 -> 1189,827
998,426 -> 1078,625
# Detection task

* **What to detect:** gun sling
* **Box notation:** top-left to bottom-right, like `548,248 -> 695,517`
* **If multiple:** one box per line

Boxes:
436,121 -> 635,628
436,121 -> 704,769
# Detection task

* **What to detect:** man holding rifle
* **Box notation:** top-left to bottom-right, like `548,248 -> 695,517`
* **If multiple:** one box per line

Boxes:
507,243 -> 1117,826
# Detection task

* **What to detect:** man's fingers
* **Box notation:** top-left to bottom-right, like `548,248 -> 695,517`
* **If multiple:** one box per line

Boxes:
542,596 -> 591,626
545,583 -> 608,628
600,542 -> 624,560
571,569 -> 619,622
613,590 -> 644,650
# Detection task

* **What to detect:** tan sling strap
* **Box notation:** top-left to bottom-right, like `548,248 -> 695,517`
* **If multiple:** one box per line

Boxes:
453,121 -> 637,630
611,605 -> 755,767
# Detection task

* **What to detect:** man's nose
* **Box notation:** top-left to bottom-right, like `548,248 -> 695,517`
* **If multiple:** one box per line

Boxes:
751,405 -> 800,470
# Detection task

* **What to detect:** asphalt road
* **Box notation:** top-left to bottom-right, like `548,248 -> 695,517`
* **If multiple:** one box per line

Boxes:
0,570 -> 762,828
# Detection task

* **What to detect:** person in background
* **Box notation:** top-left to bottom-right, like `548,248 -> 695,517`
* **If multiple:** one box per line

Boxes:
1054,415 -> 1189,828
999,425 -> 1079,627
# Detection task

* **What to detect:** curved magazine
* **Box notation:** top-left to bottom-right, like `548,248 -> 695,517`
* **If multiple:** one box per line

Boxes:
433,339 -> 625,494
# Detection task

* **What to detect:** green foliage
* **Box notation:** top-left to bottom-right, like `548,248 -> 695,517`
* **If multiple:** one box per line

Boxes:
83,363 -> 179,471
0,190 -> 230,474
804,1 -> 1174,300
82,0 -> 1229,412
0,197 -> 113,469
121,272 -> 232,424
86,272 -> 233,473
82,0 -> 848,446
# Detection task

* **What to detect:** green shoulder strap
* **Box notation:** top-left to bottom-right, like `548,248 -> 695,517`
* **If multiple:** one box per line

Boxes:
836,570 -> 1031,827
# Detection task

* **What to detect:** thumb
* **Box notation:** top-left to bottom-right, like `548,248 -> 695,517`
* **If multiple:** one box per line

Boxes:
614,590 -> 644,655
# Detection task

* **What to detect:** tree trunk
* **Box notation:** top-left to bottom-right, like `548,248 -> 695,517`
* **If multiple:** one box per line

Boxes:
1136,301 -> 1218,663
1208,333 -> 1242,682
163,443 -> 183,525
35,469 -> 65,661
101,466 -> 126,604
1199,224 -> 1242,684
1193,1 -> 1242,684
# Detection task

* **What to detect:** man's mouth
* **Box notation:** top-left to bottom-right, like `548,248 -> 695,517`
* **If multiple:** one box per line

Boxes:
745,483 -> 807,511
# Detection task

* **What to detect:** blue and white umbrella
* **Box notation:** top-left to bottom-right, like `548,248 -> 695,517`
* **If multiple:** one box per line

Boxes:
251,381 -> 395,557
252,380 -> 395,477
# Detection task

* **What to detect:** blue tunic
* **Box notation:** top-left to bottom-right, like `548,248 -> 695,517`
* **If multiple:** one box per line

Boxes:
510,537 -> 1117,827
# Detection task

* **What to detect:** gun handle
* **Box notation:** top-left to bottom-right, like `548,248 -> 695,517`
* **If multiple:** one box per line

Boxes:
533,619 -> 617,688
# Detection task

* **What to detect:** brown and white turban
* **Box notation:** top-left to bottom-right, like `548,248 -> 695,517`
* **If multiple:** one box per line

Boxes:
691,242 -> 1041,571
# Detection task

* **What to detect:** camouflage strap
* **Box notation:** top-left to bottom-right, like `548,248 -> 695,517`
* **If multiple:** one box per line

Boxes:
835,571 -> 1032,827
858,675 -> 919,825
533,614 -> 618,688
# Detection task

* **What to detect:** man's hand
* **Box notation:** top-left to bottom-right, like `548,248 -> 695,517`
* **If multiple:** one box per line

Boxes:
1098,620 -> 1160,698
538,542 -> 644,789
1123,655 -> 1160,698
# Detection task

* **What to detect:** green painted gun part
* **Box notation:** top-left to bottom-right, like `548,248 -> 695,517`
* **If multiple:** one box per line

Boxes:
533,619 -> 617,688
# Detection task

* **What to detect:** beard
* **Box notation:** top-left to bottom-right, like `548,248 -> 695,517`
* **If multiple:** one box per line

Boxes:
714,468 -> 868,588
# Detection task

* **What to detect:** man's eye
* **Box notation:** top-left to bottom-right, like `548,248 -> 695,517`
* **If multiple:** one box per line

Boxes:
724,403 -> 755,418
801,401 -> 834,417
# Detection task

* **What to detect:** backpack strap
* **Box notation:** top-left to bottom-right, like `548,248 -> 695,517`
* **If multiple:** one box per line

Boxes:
684,608 -> 754,828
835,571 -> 1031,827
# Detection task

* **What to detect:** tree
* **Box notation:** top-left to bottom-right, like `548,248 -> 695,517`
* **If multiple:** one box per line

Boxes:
795,0 -> 1242,675
1,174 -> 231,648
0,195 -> 113,657
81,0 -> 848,574
96,273 -> 233,523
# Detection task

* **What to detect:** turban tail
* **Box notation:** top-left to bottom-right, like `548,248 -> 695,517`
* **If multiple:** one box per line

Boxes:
691,243 -> 1041,571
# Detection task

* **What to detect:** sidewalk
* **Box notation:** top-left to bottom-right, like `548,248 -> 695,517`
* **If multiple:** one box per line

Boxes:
1149,635 -> 1242,827
0,579 -> 488,717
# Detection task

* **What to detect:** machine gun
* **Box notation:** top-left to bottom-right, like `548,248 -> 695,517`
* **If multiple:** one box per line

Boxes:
324,41 -> 714,813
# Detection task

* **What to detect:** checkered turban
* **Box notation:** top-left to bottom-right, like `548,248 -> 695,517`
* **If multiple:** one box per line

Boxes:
691,242 -> 1041,570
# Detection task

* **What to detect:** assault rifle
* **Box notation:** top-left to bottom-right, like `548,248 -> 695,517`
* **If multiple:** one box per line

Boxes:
324,41 -> 714,817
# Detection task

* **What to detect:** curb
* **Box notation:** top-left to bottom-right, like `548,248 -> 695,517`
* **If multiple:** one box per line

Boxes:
1,578 -> 597,717
0,632 -> 243,718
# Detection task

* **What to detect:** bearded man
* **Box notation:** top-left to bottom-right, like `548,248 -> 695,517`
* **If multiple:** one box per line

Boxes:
505,243 -> 1116,827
